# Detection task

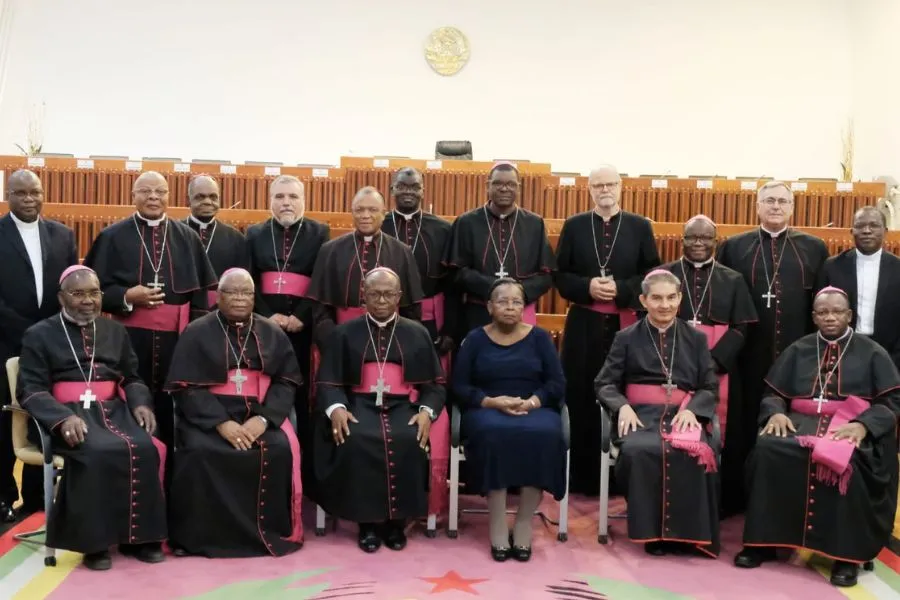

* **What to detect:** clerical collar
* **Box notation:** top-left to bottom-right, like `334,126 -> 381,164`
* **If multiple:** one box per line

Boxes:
592,207 -> 621,223
9,211 -> 39,229
189,214 -> 215,230
367,312 -> 397,328
646,317 -> 675,333
135,212 -> 167,227
857,248 -> 883,261
355,230 -> 381,242
61,308 -> 94,328
396,209 -> 421,221
486,202 -> 517,220
818,326 -> 853,345
683,256 -> 714,269
760,225 -> 788,238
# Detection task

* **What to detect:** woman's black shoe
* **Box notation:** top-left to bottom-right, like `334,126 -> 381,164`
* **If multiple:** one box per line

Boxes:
491,545 -> 510,562
509,532 -> 532,561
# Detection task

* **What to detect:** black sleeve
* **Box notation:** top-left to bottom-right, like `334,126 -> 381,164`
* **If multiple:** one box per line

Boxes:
116,329 -> 153,409
594,331 -> 630,413
685,334 -> 718,420
17,329 -> 74,432
552,219 -> 593,306
84,231 -> 130,315
615,219 -> 660,309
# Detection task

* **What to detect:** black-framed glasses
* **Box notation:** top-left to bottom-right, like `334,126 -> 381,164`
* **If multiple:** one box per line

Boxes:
63,290 -> 103,300
364,290 -> 401,301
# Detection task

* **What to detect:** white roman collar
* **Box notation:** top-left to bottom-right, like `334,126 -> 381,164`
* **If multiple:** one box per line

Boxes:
367,312 -> 397,328
760,225 -> 788,238
189,214 -> 215,230
135,212 -> 167,227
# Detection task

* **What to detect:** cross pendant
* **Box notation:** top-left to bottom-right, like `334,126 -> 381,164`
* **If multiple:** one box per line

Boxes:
495,267 -> 509,278
661,380 -> 677,398
813,394 -> 828,414
80,388 -> 97,409
687,318 -> 702,328
273,275 -> 287,293
600,267 -> 607,278
370,377 -> 391,407
761,290 -> 775,309
230,369 -> 248,395
148,273 -> 165,290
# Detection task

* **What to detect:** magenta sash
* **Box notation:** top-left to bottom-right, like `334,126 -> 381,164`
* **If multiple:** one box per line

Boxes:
260,272 -> 311,298
793,395 -> 870,495
579,301 -> 638,329
696,323 -> 730,444
207,290 -> 218,308
336,306 -> 366,324
52,381 -> 167,490
421,293 -> 445,330
113,303 -> 190,334
210,369 -> 303,542
625,383 -> 717,473
351,363 -> 417,399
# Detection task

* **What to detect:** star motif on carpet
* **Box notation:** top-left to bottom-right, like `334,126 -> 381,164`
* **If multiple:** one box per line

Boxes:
419,570 -> 489,595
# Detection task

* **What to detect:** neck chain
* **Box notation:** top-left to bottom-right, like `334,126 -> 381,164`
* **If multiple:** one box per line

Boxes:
133,214 -> 169,281
195,219 -> 218,254
814,329 -> 854,402
590,211 -> 623,278
353,231 -> 384,277
390,211 -> 423,254
270,217 -> 305,274
483,204 -> 519,278
757,228 -> 789,308
680,257 -> 716,326
59,313 -> 96,392
215,311 -> 254,371
364,315 -> 399,406
645,319 -> 678,396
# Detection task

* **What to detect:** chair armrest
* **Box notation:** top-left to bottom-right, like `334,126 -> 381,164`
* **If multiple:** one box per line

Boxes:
450,403 -> 461,448
3,404 -> 55,465
560,404 -> 571,450
599,404 -> 612,453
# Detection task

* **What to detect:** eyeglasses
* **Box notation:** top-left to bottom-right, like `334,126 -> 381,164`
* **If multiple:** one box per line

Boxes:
489,181 -> 519,190
364,290 -> 401,301
759,198 -> 792,206
590,182 -> 620,190
134,188 -> 170,196
220,290 -> 254,298
8,190 -> 43,199
63,290 -> 103,300
492,299 -> 525,308
683,235 -> 717,243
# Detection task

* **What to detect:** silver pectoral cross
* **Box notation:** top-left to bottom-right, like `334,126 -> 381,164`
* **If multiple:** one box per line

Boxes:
761,290 -> 775,309
273,274 -> 287,293
230,369 -> 248,395
370,377 -> 391,406
661,380 -> 677,398
80,388 -> 97,409
148,272 -> 165,290
687,318 -> 702,328
495,266 -> 509,278
600,267 -> 607,278
813,394 -> 829,414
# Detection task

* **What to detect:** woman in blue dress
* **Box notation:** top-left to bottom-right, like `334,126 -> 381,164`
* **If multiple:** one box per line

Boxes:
451,278 -> 566,562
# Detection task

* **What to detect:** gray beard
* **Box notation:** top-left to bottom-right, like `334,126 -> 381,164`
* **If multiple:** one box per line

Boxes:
276,215 -> 299,227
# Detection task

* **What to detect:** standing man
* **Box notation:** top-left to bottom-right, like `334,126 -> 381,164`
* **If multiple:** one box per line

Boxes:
183,175 -> 248,308
443,162 -> 555,334
246,175 -> 329,494
659,215 -> 758,515
83,171 -> 217,450
817,206 -> 900,368
554,164 -> 659,495
0,169 -> 78,521
716,181 -> 829,513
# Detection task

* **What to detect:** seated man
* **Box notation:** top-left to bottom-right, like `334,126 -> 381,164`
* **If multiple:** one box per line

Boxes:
165,268 -> 304,558
451,277 -> 567,562
17,265 -> 166,570
594,269 -> 720,558
315,267 -> 445,553
735,287 -> 900,588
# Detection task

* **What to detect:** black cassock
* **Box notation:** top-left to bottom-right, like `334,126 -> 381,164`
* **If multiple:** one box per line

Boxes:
165,312 -> 304,558
184,217 -> 248,308
307,231 -> 423,347
83,215 -> 217,449
595,318 -> 720,556
443,205 -> 555,334
314,315 -> 445,523
660,258 -> 758,514
17,315 -> 166,554
554,211 -> 660,494
716,228 -> 828,510
743,332 -> 900,562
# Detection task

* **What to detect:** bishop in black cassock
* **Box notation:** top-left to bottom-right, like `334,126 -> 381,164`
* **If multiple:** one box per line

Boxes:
18,266 -> 166,570
83,172 -> 217,450
554,165 -> 660,494
443,163 -> 555,335
735,288 -> 900,588
716,182 -> 828,512
660,215 -> 757,515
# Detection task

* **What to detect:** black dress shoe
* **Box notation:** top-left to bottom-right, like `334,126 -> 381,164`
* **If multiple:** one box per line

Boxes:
83,550 -> 112,571
0,501 -> 15,523
830,561 -> 859,587
734,546 -> 776,568
491,545 -> 510,562
358,525 -> 381,553
645,541 -> 668,556
382,521 -> 407,551
508,532 -> 532,562
120,543 -> 165,564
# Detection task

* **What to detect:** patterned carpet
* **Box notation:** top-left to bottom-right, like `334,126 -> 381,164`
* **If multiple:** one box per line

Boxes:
1,496 -> 899,599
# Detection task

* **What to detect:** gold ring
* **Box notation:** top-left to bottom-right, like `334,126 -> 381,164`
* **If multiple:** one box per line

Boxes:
332,429 -> 338,434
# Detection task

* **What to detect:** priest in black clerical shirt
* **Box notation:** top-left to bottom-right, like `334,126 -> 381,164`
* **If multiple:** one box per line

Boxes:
554,164 -> 660,495
716,181 -> 828,513
660,215 -> 757,515
443,162 -> 555,335
817,206 -> 900,368
183,175 -> 248,309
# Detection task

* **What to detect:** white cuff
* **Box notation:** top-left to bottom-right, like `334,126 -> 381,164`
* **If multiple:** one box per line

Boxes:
419,406 -> 436,421
325,403 -> 346,418
123,299 -> 133,311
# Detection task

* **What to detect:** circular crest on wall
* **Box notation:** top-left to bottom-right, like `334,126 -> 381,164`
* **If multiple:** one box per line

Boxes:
424,27 -> 470,76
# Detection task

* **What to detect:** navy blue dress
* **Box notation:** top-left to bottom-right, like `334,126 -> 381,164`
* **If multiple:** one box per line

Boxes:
451,326 -> 567,499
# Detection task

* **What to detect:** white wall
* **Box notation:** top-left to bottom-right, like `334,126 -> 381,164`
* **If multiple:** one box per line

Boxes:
0,0 -> 854,178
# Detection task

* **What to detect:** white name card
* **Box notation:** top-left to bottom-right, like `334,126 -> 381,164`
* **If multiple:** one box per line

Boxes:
264,166 -> 281,176
76,159 -> 94,169
125,160 -> 142,171
312,168 -> 329,178
219,164 -> 236,174
559,177 -> 576,187
696,179 -> 713,189
426,160 -> 443,170
836,182 -> 853,192
26,157 -> 45,167
740,180 -> 758,190
790,181 -> 808,192
651,179 -> 668,189
373,158 -> 390,168
174,163 -> 191,173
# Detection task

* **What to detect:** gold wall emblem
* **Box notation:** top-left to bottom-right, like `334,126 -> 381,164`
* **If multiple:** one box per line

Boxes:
424,27 -> 470,76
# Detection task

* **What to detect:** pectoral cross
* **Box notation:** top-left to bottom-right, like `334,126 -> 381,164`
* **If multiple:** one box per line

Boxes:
495,266 -> 509,278
661,380 -> 677,399
273,274 -> 287,293
761,290 -> 775,309
230,369 -> 248,395
600,267 -> 608,278
813,394 -> 829,414
687,318 -> 702,328
370,377 -> 391,406
148,273 -> 165,290
80,388 -> 97,409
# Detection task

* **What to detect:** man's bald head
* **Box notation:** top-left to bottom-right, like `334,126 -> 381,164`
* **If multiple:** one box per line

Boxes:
352,186 -> 385,209
364,267 -> 401,288
363,268 -> 402,319
588,164 -> 622,212
132,171 -> 170,219
7,168 -> 41,189
133,171 -> 167,189
854,205 -> 886,228
188,175 -> 221,219
5,169 -> 44,222
218,268 -> 254,290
